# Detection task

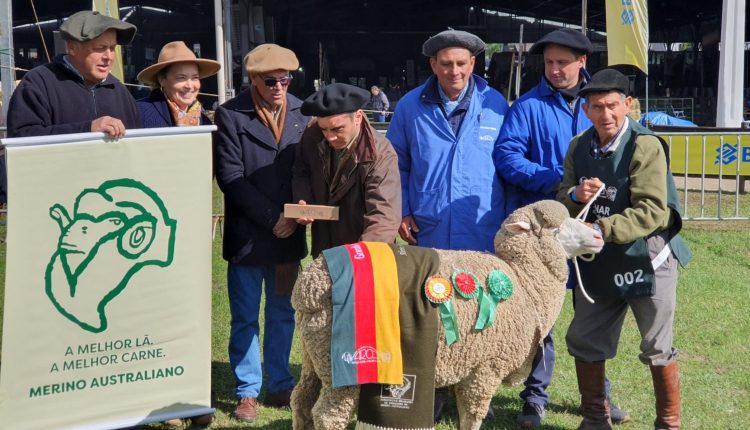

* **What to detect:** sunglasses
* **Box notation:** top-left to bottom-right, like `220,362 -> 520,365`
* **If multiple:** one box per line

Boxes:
262,75 -> 293,87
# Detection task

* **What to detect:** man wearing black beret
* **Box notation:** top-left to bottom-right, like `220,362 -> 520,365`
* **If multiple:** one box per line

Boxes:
7,10 -> 140,138
493,28 -> 630,428
388,28 -> 511,424
558,68 -> 691,430
292,83 -> 401,257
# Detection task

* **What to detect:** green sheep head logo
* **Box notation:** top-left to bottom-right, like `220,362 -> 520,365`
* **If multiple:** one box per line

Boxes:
45,179 -> 177,333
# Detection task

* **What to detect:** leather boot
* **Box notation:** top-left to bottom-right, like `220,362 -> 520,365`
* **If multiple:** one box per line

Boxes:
575,360 -> 613,430
651,361 -> 681,430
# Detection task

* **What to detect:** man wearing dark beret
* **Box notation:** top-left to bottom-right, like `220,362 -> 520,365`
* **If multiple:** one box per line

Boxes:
214,43 -> 308,422
7,10 -> 140,138
388,29 -> 509,252
493,28 -> 629,428
387,28 -> 509,423
292,83 -> 401,257
558,68 -> 691,430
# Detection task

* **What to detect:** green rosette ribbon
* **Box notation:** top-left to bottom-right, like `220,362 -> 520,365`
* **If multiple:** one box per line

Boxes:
474,270 -> 513,330
439,300 -> 459,345
424,276 -> 460,345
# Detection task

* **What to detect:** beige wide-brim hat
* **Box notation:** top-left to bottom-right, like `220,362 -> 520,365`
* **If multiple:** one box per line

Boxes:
137,41 -> 221,85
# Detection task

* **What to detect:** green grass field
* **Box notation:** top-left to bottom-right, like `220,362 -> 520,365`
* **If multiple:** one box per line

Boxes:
1,190 -> 749,429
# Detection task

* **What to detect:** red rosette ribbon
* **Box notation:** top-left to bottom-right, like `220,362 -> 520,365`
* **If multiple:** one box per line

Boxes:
452,270 -> 480,299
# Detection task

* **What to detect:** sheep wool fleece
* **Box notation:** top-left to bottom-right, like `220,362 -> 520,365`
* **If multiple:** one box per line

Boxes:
291,200 -> 573,430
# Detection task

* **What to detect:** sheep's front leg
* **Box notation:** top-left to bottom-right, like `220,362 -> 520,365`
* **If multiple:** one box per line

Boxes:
291,340 -> 321,430
454,369 -> 502,430
312,385 -> 358,430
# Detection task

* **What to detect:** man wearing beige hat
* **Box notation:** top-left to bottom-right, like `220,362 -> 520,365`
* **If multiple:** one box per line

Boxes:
213,43 -> 308,423
7,10 -> 140,138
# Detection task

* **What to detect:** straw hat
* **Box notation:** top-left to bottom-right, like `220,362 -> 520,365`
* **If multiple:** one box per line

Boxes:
137,41 -> 221,85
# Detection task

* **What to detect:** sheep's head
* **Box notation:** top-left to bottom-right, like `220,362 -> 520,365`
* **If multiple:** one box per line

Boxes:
494,200 -> 603,281
45,179 -> 177,333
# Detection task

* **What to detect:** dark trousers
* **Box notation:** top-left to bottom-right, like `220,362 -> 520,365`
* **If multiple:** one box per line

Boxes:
521,285 -> 614,407
520,331 -> 555,406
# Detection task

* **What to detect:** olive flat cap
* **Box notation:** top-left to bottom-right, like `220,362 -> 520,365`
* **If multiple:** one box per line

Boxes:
422,28 -> 485,57
60,10 -> 136,45
529,28 -> 592,55
244,43 -> 299,74
579,69 -> 630,98
301,83 -> 370,117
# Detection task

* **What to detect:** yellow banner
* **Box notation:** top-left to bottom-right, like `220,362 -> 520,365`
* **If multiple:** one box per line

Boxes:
93,0 -> 125,82
0,127 -> 214,429
606,0 -> 649,73
663,133 -> 750,176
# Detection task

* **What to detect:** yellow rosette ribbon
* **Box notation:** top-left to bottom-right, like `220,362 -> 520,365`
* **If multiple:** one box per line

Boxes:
424,276 -> 459,345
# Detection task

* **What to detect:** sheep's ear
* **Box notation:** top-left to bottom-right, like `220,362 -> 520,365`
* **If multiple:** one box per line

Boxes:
504,221 -> 531,235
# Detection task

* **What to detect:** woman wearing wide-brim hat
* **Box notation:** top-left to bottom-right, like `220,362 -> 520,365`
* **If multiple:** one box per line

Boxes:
136,50 -> 221,427
136,41 -> 221,128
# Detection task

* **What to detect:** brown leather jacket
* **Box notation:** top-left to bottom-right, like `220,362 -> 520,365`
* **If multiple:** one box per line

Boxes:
292,116 -> 401,258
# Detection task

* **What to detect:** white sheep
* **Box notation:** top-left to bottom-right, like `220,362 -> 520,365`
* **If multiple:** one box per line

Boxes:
290,200 -> 604,430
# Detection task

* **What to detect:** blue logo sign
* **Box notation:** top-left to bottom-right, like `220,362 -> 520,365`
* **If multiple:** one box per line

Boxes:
621,9 -> 635,25
715,143 -> 750,165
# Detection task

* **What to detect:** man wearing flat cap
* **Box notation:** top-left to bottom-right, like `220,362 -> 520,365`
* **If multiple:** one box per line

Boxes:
558,68 -> 691,430
213,43 -> 308,422
7,10 -> 140,138
387,28 -> 509,423
492,28 -> 630,428
292,83 -> 401,257
388,29 -> 509,253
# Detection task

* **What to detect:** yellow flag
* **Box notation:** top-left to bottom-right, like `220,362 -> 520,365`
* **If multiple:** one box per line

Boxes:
606,0 -> 649,73
93,0 -> 125,82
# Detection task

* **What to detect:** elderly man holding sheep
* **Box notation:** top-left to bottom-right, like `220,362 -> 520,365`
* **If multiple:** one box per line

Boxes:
558,68 -> 692,430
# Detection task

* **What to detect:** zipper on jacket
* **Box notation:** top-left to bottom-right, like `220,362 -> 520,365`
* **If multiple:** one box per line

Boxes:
90,86 -> 98,117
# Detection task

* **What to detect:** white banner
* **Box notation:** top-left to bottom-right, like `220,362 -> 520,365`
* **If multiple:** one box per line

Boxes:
0,126 -> 215,429
716,0 -> 746,127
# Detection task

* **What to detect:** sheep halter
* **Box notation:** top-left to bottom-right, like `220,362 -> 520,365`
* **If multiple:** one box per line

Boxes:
572,184 -> 605,304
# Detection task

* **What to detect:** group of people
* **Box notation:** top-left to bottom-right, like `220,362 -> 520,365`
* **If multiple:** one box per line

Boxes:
4,9 -> 690,430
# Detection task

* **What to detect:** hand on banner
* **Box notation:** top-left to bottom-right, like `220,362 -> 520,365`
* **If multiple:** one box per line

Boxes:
91,116 -> 126,139
294,200 -> 314,226
273,213 -> 297,238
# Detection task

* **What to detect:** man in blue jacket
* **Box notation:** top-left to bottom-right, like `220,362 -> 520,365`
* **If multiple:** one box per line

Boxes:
388,29 -> 509,254
387,29 -> 509,421
493,28 -> 629,428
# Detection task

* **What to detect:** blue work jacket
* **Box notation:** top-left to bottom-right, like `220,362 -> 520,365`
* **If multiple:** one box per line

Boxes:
387,75 -> 509,252
493,76 -> 592,210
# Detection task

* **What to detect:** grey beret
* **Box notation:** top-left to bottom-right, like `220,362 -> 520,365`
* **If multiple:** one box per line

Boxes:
60,10 -> 136,45
529,28 -> 592,55
301,83 -> 370,117
422,29 -> 485,57
579,69 -> 630,98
